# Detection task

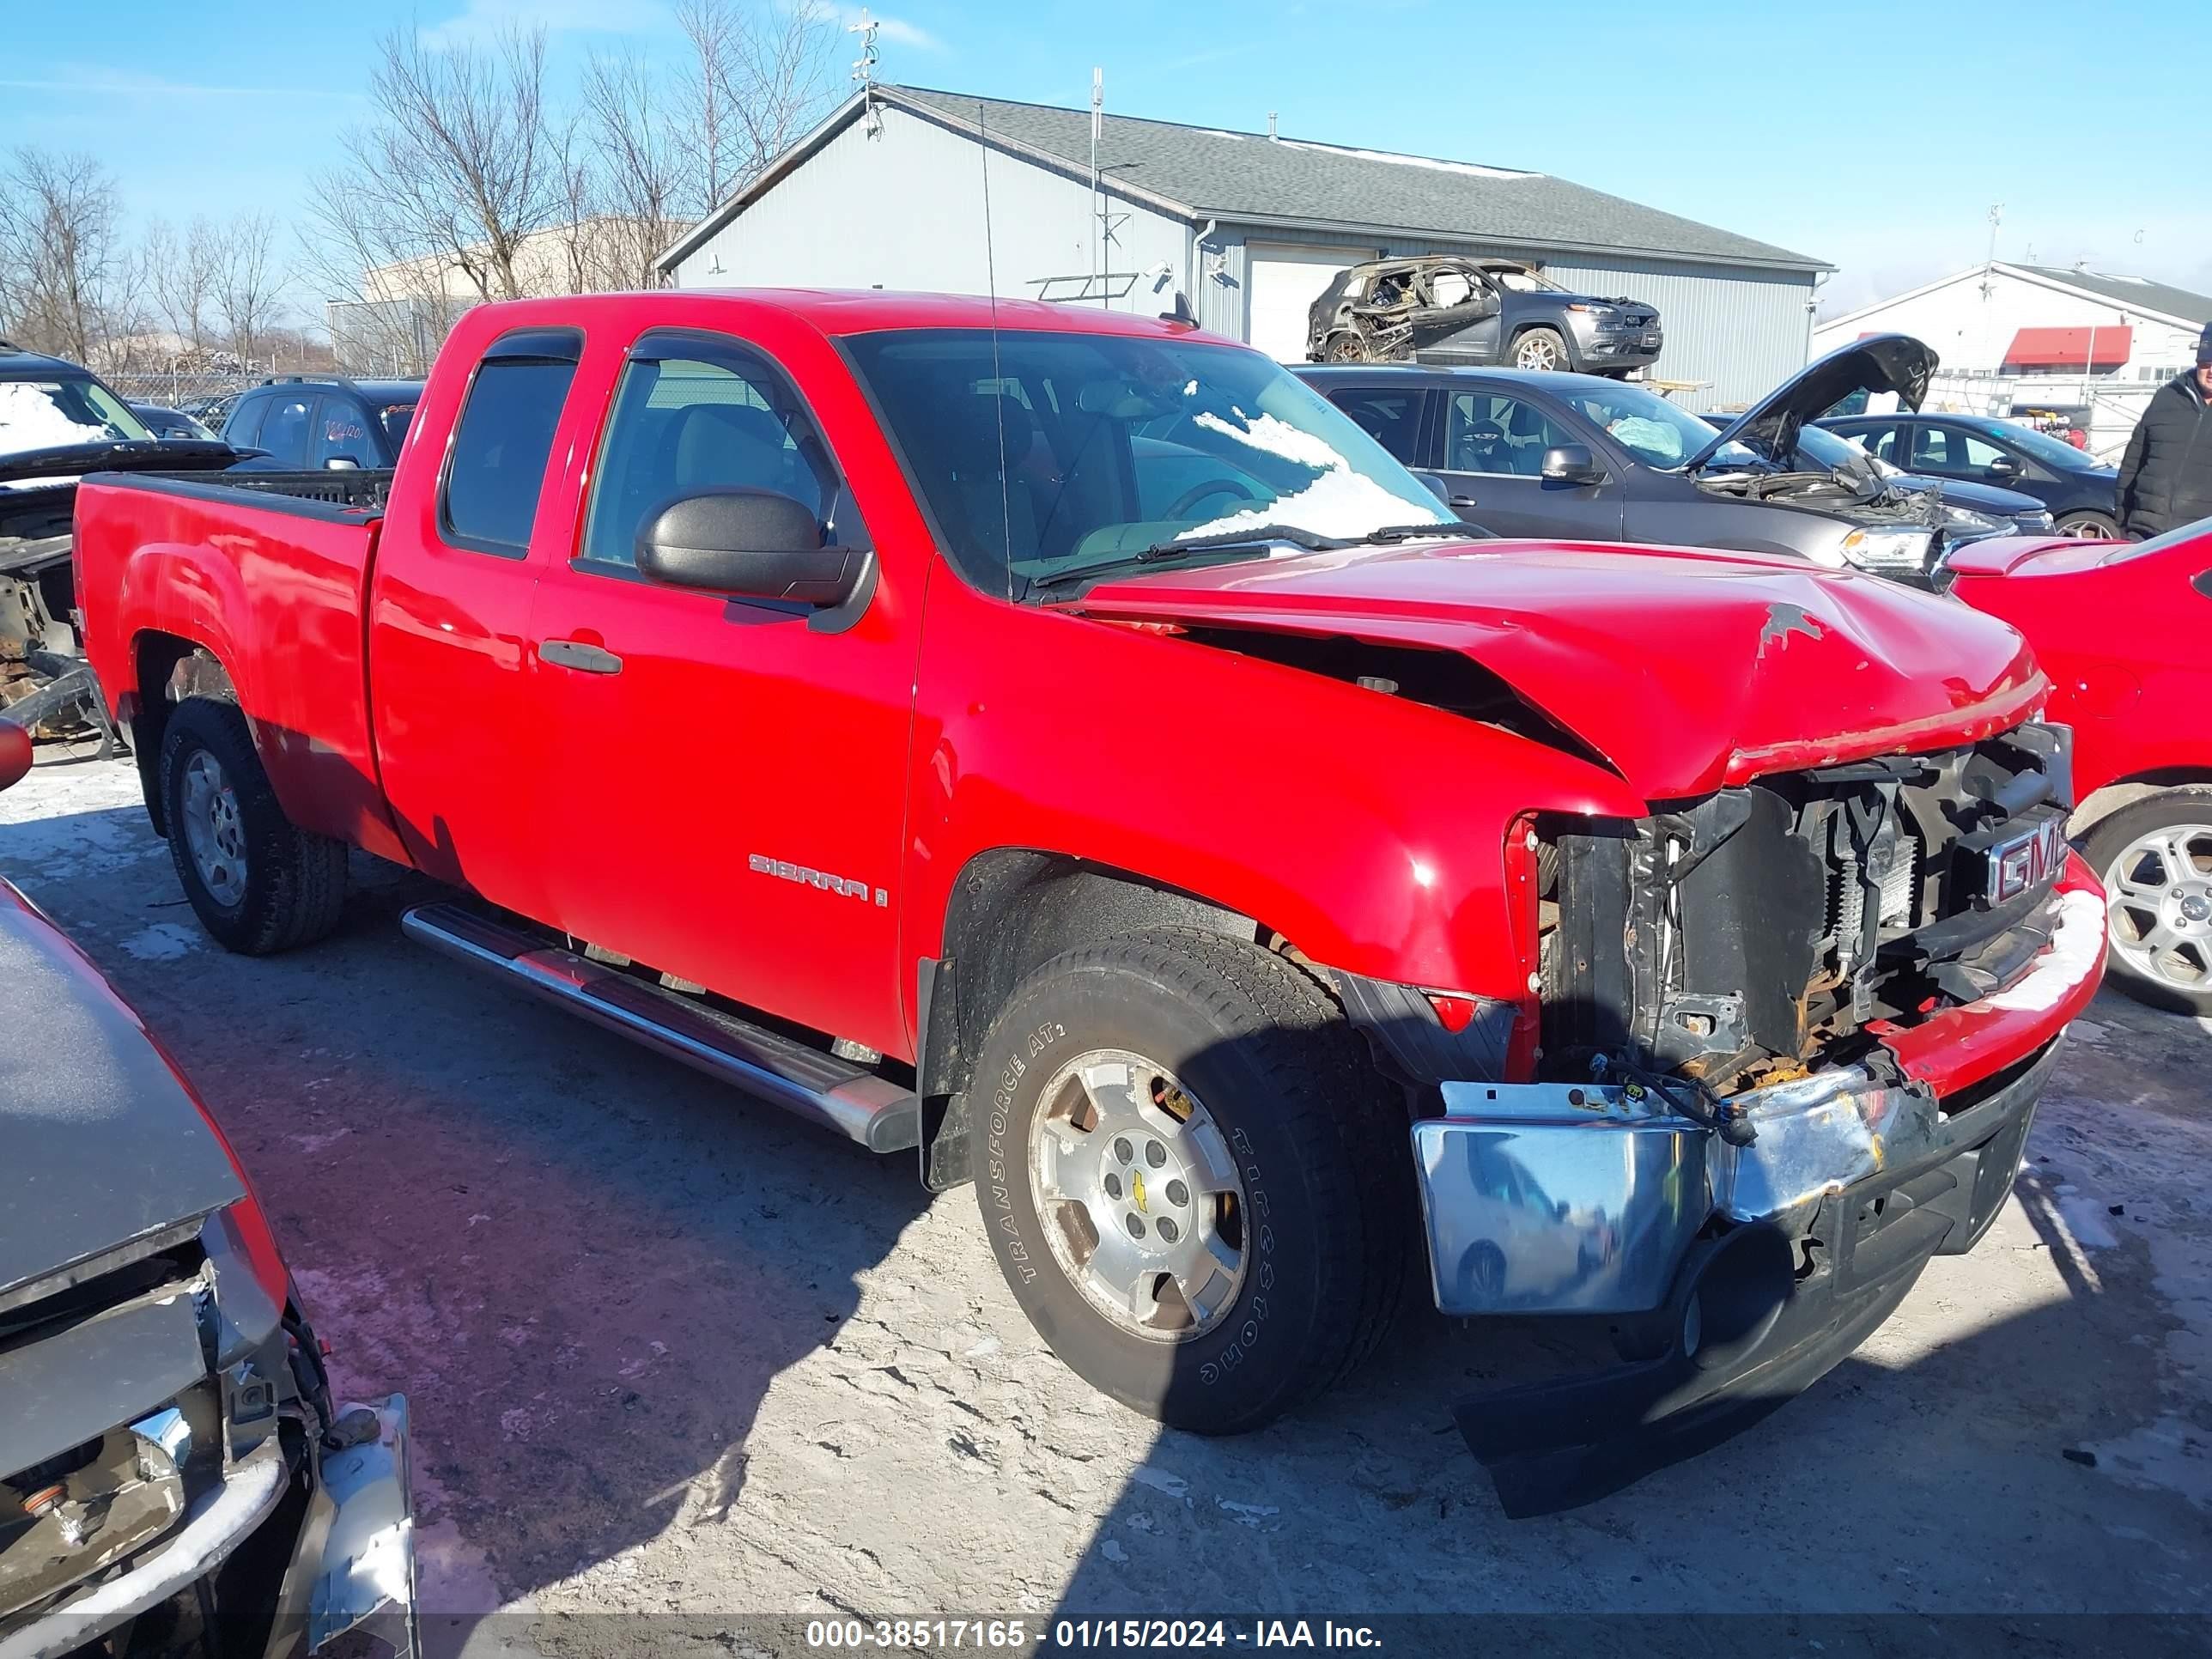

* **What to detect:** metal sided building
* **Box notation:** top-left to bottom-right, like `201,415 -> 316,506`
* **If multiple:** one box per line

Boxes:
657,84 -> 1831,411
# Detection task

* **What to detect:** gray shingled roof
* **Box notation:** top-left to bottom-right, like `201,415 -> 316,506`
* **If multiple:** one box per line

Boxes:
2012,264 -> 2212,326
887,85 -> 1826,272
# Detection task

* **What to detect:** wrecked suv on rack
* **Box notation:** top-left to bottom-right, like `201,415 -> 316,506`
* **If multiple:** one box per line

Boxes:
71,290 -> 2102,1513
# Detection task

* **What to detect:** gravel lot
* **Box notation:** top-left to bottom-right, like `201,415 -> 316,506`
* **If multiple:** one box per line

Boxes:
6,744 -> 2211,1652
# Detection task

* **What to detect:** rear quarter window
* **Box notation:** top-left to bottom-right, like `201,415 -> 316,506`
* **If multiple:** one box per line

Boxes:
440,331 -> 583,556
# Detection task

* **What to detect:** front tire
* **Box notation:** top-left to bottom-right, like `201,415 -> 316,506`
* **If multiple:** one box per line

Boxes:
2081,789 -> 2212,1013
2056,510 -> 2118,539
159,696 -> 349,954
1510,327 -> 1569,372
968,929 -> 1409,1434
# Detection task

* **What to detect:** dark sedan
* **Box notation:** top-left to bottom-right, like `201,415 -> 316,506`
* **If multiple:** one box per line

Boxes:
1816,410 -> 2121,538
1295,336 -> 2052,585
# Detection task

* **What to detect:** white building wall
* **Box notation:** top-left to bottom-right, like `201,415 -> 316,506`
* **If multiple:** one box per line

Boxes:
1811,269 -> 2201,380
671,106 -> 1198,324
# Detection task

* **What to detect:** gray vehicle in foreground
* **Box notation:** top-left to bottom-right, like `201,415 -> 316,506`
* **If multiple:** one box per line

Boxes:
0,720 -> 416,1659
1306,255 -> 1662,375
1297,333 -> 2047,586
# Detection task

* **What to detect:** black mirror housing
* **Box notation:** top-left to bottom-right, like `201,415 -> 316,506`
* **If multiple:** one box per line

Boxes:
637,488 -> 861,605
1540,443 -> 1606,484
1411,471 -> 1451,505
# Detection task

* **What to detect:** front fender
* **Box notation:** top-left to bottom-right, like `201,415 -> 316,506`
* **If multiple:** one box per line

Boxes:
902,580 -> 1646,1018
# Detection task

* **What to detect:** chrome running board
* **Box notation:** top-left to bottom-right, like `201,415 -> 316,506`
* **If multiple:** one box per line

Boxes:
400,902 -> 918,1153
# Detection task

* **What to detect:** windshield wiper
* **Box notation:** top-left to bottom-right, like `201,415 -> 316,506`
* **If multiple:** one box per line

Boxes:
1026,524 -> 1347,593
1364,521 -> 1473,543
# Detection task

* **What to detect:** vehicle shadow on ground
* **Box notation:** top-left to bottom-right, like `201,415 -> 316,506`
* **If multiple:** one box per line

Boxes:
0,785 -> 938,1656
1039,1044 -> 2212,1627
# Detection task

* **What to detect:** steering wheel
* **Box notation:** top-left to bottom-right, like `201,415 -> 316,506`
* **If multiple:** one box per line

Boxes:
1165,477 -> 1258,519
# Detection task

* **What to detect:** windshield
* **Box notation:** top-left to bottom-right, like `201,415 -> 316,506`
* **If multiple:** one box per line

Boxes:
843,329 -> 1451,593
1964,418 -> 2095,471
1553,382 -> 1723,469
0,374 -> 152,459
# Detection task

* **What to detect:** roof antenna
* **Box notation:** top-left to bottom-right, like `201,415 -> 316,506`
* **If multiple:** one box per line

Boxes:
851,14 -> 883,138
980,100 -> 1014,603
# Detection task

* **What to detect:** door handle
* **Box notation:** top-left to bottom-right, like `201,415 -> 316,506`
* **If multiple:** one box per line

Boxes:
1449,495 -> 1480,510
538,639 -> 623,674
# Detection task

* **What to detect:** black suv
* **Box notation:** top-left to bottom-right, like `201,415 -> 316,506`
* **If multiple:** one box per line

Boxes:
222,374 -> 423,471
1307,255 -> 1662,376
1815,410 -> 2121,538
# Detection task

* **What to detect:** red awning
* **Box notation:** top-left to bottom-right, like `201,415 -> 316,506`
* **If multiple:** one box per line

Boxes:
2003,325 -> 2132,368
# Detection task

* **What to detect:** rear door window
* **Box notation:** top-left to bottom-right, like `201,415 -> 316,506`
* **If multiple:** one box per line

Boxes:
440,331 -> 583,556
310,398 -> 374,469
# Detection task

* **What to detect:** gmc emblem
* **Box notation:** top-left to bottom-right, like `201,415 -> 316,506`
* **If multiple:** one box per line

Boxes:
1984,817 -> 2066,905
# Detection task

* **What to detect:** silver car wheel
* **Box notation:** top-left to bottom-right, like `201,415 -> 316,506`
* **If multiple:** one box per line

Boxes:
2104,823 -> 2212,993
1514,335 -> 1561,371
179,750 -> 249,907
1028,1049 -> 1249,1343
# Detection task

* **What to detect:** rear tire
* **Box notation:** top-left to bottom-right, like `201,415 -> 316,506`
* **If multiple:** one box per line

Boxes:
1510,327 -> 1569,372
159,696 -> 349,954
968,928 -> 1410,1435
1322,331 -> 1367,363
2081,789 -> 2212,1014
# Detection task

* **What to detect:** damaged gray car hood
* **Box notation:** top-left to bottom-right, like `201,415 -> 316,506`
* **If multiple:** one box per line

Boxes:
0,883 -> 244,1303
1685,333 -> 1938,476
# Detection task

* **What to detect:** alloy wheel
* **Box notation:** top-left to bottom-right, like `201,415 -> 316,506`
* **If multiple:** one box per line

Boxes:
1028,1049 -> 1249,1342
2104,823 -> 2212,994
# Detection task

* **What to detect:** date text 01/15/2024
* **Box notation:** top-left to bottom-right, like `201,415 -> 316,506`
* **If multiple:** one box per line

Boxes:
801,1620 -> 1385,1651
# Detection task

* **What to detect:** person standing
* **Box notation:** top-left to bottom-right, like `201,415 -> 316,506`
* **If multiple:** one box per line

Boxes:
2118,325 -> 2212,538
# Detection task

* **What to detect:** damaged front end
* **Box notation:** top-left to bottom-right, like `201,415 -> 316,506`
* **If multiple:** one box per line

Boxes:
0,867 -> 416,1659
1405,722 -> 2105,1513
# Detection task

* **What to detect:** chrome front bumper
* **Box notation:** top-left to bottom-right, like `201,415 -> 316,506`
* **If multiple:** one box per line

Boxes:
1414,1060 -> 2016,1318
1,1395 -> 416,1659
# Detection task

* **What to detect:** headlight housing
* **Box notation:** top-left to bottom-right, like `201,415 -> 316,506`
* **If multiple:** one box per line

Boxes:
1833,526 -> 1936,573
1937,503 -> 2004,533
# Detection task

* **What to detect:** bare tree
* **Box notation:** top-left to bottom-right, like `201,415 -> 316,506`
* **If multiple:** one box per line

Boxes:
215,213 -> 284,365
143,216 -> 222,356
0,148 -> 137,363
303,22 -> 564,367
578,47 -> 690,289
672,0 -> 840,220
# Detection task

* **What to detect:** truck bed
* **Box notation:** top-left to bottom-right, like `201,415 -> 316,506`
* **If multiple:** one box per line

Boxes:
73,468 -> 405,860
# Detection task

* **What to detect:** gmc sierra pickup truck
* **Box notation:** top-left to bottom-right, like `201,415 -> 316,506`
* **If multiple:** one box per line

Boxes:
73,290 -> 2105,1514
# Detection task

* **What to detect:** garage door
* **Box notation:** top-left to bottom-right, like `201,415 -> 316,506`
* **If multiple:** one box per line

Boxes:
1246,243 -> 1374,362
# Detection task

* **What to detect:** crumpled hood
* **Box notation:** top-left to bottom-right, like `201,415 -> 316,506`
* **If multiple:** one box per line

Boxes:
1688,332 -> 1937,475
0,881 -> 245,1301
1073,538 -> 2045,799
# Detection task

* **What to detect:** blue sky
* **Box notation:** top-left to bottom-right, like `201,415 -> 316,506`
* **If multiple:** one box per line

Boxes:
6,0 -> 2207,320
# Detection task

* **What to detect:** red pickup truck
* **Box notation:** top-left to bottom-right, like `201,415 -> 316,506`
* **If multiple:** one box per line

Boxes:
1949,520 -> 2212,1013
73,289 -> 2104,1512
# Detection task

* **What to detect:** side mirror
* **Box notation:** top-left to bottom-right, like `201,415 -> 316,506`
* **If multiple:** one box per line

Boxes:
637,488 -> 862,605
1411,471 -> 1451,506
1540,443 -> 1606,484
1985,454 -> 2021,479
0,720 -> 30,793
324,455 -> 362,471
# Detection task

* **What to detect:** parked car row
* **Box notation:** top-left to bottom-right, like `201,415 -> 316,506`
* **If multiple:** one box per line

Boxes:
62,289 -> 2106,1522
1298,333 -> 2057,585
